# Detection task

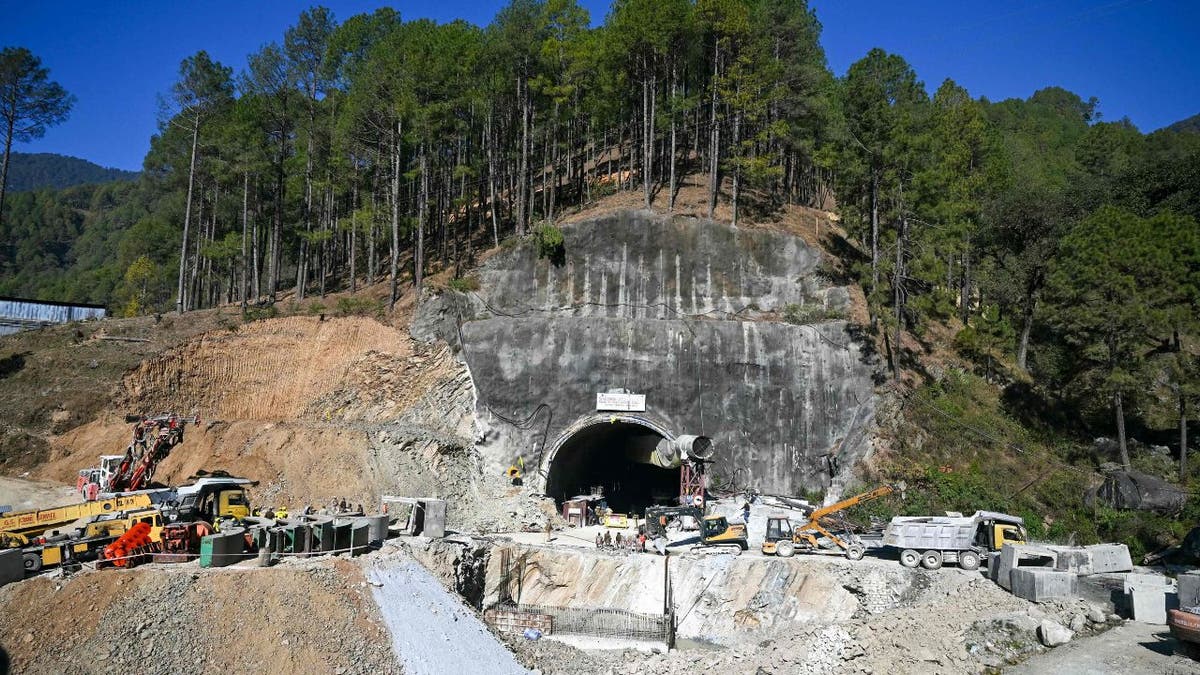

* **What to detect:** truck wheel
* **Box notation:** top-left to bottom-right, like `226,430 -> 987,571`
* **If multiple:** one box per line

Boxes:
958,551 -> 981,571
845,544 -> 866,561
921,550 -> 943,570
776,540 -> 795,558
23,552 -> 42,573
899,549 -> 920,568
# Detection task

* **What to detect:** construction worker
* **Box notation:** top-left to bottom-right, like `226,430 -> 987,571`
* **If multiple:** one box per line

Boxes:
742,501 -> 751,526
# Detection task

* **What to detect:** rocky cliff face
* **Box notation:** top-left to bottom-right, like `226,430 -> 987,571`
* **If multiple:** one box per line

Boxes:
414,210 -> 878,497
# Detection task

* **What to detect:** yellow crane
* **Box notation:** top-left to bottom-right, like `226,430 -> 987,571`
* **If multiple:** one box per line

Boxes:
0,494 -> 153,549
762,485 -> 894,560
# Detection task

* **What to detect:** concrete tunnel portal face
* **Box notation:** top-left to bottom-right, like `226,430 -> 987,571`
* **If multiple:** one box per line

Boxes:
543,419 -> 681,514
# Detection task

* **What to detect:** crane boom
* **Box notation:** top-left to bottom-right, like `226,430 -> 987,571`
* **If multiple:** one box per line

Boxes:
807,485 -> 894,524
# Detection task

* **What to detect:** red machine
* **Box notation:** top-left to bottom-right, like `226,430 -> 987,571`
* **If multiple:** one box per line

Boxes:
79,413 -> 198,497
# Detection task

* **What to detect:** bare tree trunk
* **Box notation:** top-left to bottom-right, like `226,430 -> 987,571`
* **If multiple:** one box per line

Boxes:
893,213 -> 905,382
416,145 -> 427,302
176,121 -> 200,314
252,175 -> 261,301
389,122 -> 401,310
349,170 -> 357,293
1115,390 -> 1130,469
1181,394 -> 1189,481
731,107 -> 741,227
707,38 -> 720,220
517,76 -> 529,236
487,109 -> 500,247
668,62 -> 678,212
1017,296 -> 1035,371
240,171 -> 249,311
870,170 -> 879,295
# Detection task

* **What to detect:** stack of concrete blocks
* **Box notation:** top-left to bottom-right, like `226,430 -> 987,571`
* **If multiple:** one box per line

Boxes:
1124,573 -> 1178,624
995,543 -> 1060,591
0,548 -> 24,587
996,542 -> 1135,605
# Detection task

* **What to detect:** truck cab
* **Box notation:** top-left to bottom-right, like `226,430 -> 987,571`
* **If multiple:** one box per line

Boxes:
976,512 -> 1027,551
169,477 -> 254,525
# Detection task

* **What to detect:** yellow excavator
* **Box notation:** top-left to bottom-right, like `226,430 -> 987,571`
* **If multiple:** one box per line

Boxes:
646,505 -> 749,552
762,485 -> 894,560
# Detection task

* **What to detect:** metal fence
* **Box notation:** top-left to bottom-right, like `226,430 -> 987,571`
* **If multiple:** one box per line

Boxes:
486,602 -> 673,643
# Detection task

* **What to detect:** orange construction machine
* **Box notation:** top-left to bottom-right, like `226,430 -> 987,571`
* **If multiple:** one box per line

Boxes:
762,485 -> 894,560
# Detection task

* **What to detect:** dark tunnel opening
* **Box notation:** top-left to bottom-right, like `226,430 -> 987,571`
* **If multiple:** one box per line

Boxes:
545,422 -> 680,514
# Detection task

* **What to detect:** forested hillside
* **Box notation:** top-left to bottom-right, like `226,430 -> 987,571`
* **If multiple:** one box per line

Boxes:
3,152 -> 138,192
2,1 -> 1199,552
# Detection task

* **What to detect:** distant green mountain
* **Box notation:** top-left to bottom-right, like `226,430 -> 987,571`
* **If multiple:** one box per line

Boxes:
4,152 -> 138,192
1164,113 -> 1200,134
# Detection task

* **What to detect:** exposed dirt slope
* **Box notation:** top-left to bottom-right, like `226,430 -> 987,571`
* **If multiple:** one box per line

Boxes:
0,559 -> 398,674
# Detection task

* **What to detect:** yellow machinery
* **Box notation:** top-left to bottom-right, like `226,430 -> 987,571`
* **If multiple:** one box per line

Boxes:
646,506 -> 749,551
762,485 -> 894,560
19,507 -> 165,573
0,494 -> 153,549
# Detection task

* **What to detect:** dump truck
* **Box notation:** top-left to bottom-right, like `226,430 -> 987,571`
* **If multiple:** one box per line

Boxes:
646,505 -> 748,553
762,485 -> 894,560
883,510 -> 1027,570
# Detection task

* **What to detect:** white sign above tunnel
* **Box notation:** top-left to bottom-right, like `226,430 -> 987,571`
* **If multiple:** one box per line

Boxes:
596,392 -> 646,412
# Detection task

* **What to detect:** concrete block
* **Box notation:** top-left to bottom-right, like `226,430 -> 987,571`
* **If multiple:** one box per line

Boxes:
1178,571 -> 1200,610
996,543 -> 1058,591
1123,573 -> 1174,592
365,514 -> 389,545
1085,544 -> 1132,574
1052,548 -> 1094,576
199,527 -> 246,568
1011,568 -> 1077,603
1129,587 -> 1177,624
333,522 -> 352,554
420,499 -> 447,538
351,522 -> 370,556
0,548 -> 23,586
310,518 -> 334,552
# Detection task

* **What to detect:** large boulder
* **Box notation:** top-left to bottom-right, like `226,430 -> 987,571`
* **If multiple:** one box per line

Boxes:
1037,619 -> 1073,647
1088,469 -> 1187,513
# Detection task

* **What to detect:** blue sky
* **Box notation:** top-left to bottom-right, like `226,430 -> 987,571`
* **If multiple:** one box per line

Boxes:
2,0 -> 1197,171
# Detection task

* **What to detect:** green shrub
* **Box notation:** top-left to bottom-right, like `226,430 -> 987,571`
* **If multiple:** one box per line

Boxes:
533,222 -> 565,263
335,296 -> 384,318
448,276 -> 481,292
782,303 -> 845,324
242,305 -> 278,322
306,301 -> 327,316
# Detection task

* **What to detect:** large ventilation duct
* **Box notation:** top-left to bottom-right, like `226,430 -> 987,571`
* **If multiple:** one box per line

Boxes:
643,434 -> 714,469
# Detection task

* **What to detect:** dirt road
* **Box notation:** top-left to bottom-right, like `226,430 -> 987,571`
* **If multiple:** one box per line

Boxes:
1007,621 -> 1200,674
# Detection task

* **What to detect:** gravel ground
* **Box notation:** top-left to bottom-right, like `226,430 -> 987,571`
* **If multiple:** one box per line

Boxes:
1006,621 -> 1200,674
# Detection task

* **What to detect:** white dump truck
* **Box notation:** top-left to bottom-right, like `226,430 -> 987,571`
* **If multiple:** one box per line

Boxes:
883,510 -> 1026,570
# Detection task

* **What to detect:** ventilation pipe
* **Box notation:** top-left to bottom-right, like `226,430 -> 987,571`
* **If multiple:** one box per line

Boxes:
642,434 -> 714,469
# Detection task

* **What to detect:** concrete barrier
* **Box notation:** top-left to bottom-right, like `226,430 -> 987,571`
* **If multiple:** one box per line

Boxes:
1010,568 -> 1077,603
351,522 -> 370,556
1124,573 -> 1178,624
333,522 -> 352,554
1179,571 -> 1200,610
1085,543 -> 1132,573
0,548 -> 23,586
996,543 -> 1058,590
364,514 -> 389,545
199,527 -> 246,568
310,518 -> 334,552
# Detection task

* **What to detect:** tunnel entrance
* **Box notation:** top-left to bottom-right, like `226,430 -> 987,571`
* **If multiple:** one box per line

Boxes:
545,421 -> 680,514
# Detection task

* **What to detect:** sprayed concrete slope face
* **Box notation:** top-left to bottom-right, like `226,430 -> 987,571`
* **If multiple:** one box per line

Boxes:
420,210 -> 877,496
483,544 -> 857,646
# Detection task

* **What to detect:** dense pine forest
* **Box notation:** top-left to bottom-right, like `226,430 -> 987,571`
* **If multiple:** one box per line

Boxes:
2,1 -> 1199,541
